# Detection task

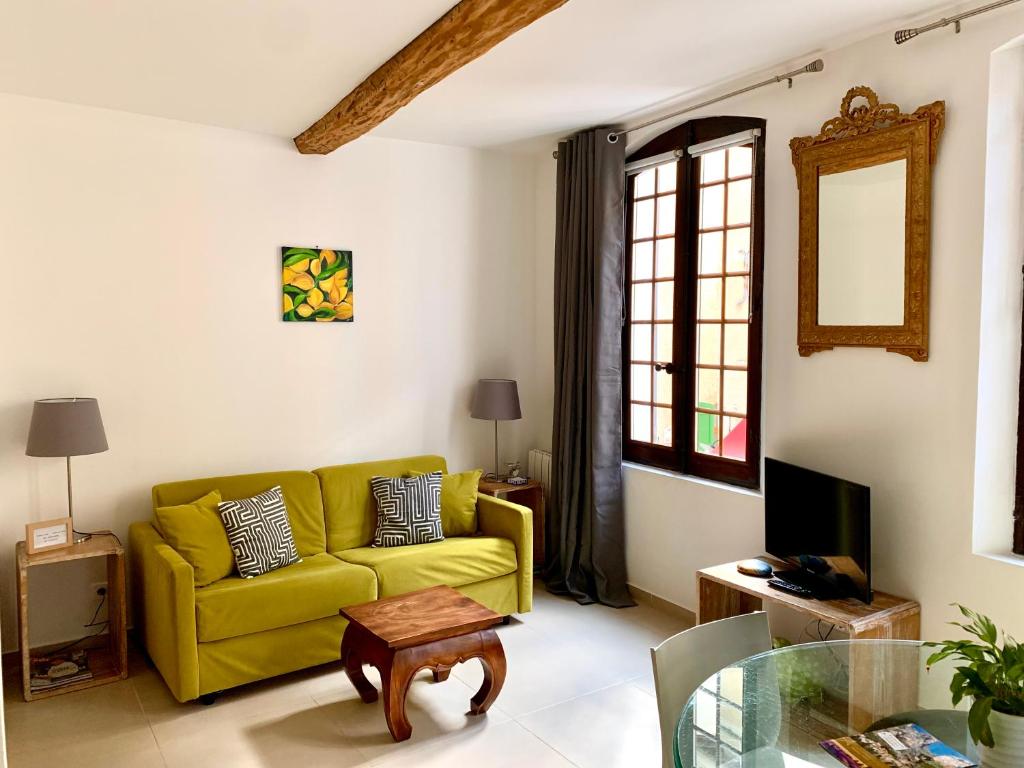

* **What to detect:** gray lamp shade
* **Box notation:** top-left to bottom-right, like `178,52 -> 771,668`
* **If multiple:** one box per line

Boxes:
26,398 -> 109,457
471,379 -> 522,421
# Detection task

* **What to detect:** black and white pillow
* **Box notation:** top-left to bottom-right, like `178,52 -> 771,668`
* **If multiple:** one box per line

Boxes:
217,486 -> 300,578
370,472 -> 444,548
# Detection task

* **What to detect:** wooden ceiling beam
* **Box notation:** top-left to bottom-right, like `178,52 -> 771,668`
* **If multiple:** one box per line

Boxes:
293,0 -> 568,154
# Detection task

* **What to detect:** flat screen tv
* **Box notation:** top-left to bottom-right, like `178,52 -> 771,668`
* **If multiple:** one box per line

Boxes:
764,458 -> 872,604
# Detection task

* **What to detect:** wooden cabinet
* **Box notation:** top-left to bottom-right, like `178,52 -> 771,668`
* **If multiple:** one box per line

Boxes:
16,533 -> 128,701
478,478 -> 545,567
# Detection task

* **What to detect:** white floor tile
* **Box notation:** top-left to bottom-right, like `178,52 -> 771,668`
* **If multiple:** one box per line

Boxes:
518,682 -> 662,768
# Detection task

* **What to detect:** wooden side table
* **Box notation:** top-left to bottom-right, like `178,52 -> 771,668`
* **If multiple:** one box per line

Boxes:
478,477 -> 545,566
16,532 -> 128,701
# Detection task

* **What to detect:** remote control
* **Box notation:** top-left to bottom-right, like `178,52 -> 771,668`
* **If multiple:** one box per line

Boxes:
767,577 -> 814,598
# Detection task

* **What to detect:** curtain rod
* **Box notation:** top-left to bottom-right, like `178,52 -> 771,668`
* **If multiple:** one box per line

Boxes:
552,58 -> 824,159
895,0 -> 1020,43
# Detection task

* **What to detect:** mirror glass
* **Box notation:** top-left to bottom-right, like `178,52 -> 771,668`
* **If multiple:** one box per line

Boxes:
817,159 -> 906,326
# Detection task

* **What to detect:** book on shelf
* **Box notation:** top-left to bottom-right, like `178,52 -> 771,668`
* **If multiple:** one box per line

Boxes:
820,723 -> 974,768
29,649 -> 93,692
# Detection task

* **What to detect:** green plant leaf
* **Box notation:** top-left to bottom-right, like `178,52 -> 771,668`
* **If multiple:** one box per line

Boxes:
283,284 -> 306,297
313,307 -> 337,319
969,696 -> 995,747
283,250 -> 319,268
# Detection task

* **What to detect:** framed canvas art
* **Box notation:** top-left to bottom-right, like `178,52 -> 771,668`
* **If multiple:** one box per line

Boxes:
282,247 -> 353,322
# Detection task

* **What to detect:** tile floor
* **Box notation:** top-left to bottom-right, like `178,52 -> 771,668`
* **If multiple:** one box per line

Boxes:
3,586 -> 691,767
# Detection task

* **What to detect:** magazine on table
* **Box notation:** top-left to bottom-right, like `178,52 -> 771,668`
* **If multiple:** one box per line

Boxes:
820,723 -> 974,768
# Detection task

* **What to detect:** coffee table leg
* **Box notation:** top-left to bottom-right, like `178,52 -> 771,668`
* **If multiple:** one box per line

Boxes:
341,628 -> 378,704
432,665 -> 452,683
469,628 -> 506,715
381,650 -> 416,742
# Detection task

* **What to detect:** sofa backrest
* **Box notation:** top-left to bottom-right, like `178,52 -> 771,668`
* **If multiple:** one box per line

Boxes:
151,470 -> 326,557
314,455 -> 447,552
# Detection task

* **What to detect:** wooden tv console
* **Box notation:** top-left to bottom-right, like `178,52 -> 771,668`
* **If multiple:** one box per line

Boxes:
697,558 -> 921,730
697,559 -> 920,638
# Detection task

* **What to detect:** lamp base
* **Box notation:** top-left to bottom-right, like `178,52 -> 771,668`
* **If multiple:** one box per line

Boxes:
484,471 -> 509,483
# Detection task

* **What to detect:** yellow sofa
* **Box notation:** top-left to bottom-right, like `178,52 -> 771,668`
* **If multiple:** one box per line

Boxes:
129,455 -> 532,702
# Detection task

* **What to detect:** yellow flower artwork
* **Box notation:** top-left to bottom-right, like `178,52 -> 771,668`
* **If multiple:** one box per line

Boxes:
282,247 -> 353,323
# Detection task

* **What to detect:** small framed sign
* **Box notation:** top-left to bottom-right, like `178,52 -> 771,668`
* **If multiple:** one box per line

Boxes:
26,517 -> 73,555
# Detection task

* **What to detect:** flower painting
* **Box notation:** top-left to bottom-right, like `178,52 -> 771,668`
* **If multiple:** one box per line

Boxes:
281,247 -> 353,322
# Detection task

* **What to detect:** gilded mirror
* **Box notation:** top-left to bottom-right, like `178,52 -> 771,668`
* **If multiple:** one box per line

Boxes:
790,86 -> 944,361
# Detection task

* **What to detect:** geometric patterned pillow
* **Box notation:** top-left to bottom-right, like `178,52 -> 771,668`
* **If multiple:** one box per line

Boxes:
217,486 -> 301,578
370,472 -> 444,548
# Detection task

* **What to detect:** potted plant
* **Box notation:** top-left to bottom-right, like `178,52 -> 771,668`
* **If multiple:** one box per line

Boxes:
926,605 -> 1024,768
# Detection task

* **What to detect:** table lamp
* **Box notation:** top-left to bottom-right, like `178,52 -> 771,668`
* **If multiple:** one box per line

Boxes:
471,379 -> 521,481
26,397 -> 109,542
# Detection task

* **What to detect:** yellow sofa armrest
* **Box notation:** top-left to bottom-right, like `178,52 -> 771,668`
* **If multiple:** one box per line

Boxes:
129,521 -> 200,702
477,495 -> 533,613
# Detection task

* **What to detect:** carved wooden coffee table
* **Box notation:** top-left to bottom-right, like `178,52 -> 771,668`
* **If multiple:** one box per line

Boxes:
339,585 -> 507,742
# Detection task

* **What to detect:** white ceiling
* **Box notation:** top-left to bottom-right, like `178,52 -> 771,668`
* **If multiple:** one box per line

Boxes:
0,0 -> 956,151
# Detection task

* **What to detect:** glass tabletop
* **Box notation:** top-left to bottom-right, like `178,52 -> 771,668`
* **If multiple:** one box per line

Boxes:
674,640 -> 973,768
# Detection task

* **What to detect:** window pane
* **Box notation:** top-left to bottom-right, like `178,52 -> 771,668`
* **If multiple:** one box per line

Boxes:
655,369 -> 672,405
700,184 -> 724,229
633,283 -> 653,321
701,150 -> 726,184
696,413 -> 721,455
654,406 -> 672,446
655,238 -> 674,278
724,276 -> 748,320
633,241 -> 653,280
631,404 -> 652,442
634,199 -> 654,239
697,368 -> 721,411
698,277 -> 722,320
720,667 -> 744,704
723,416 -> 747,461
698,231 -> 723,276
656,195 -> 676,236
635,168 -> 655,197
723,324 -> 748,367
631,364 -> 652,402
728,145 -> 752,178
723,370 -> 747,414
657,163 -> 677,193
726,178 -> 751,225
631,324 -> 652,361
655,281 -> 673,321
697,323 -> 722,366
655,324 -> 673,362
726,228 -> 751,273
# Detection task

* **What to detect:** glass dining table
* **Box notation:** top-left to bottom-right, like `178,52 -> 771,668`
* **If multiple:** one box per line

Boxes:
674,640 -> 974,767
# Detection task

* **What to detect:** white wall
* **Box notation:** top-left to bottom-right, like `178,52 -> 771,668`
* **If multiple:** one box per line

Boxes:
534,6 -> 1024,641
0,94 -> 539,650
973,38 -> 1024,559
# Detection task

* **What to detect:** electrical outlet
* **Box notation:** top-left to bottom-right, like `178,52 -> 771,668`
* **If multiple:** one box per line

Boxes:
91,581 -> 108,597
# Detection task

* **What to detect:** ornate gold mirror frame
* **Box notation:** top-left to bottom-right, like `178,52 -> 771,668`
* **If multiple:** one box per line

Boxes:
790,86 -> 944,361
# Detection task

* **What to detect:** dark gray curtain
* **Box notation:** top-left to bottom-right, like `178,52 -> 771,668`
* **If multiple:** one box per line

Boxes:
544,127 -> 634,608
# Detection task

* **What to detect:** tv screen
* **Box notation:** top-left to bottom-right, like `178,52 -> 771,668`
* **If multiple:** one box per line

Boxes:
764,458 -> 872,603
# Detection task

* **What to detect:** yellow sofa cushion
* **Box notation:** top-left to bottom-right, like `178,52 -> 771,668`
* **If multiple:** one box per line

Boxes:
413,469 -> 483,537
154,490 -> 233,587
335,536 -> 517,598
315,455 -> 447,551
152,470 -> 326,557
194,553 -> 376,642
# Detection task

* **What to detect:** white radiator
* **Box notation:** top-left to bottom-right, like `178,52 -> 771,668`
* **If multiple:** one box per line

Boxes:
528,448 -> 552,505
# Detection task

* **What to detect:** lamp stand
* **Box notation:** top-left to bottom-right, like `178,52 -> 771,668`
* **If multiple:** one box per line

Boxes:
66,456 -> 90,544
492,420 -> 501,481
